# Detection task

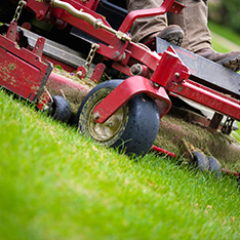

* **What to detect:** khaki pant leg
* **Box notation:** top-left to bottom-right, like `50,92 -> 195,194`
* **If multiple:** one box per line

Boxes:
126,0 -> 166,42
167,0 -> 212,52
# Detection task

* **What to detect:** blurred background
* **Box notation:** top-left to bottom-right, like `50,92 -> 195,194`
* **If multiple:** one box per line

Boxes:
208,0 -> 240,53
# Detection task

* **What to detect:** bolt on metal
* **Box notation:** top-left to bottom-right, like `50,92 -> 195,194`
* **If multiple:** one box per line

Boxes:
175,72 -> 180,78
93,112 -> 100,120
76,70 -> 83,78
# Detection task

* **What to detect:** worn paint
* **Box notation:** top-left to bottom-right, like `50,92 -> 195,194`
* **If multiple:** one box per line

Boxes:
8,63 -> 16,71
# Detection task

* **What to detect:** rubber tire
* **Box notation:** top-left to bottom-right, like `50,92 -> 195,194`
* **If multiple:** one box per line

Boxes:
191,151 -> 209,172
51,95 -> 71,123
76,79 -> 160,157
207,156 -> 222,178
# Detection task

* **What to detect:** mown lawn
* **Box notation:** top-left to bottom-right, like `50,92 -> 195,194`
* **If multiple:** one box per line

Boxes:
1,89 -> 240,240
1,19 -> 240,240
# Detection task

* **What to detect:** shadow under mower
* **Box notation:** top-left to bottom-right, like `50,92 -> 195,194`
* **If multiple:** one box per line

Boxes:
1,0 -> 240,178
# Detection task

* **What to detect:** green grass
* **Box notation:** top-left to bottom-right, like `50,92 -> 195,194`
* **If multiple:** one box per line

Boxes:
209,21 -> 240,53
208,21 -> 240,47
1,19 -> 240,240
210,37 -> 232,53
1,90 -> 240,240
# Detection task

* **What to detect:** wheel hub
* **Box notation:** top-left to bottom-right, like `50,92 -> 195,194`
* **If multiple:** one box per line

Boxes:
89,106 -> 124,142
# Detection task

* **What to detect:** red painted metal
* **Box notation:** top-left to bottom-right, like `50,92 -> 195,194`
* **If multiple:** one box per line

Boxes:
118,0 -> 185,34
24,0 -> 185,80
32,37 -> 44,57
25,0 -> 50,20
1,0 -> 240,178
50,1 -> 115,44
2,0 -> 240,178
221,168 -> 240,177
169,1 -> 186,14
6,21 -> 18,42
21,0 -> 240,125
130,63 -> 151,79
97,42 -> 132,66
92,46 -> 189,124
93,76 -> 172,123
5,0 -> 240,126
41,0 -> 186,79
90,63 -> 106,83
152,145 -> 177,158
127,43 -> 160,71
168,79 -> 240,121
76,66 -> 87,79
115,43 -> 159,74
0,21 -> 52,109
152,47 -> 190,87
179,79 -> 240,105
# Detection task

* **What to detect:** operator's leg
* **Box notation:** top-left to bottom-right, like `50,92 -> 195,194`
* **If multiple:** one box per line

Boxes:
126,0 -> 184,46
168,0 -> 240,71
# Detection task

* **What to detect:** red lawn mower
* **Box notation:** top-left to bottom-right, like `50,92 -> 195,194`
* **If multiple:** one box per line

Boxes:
1,0 -> 240,177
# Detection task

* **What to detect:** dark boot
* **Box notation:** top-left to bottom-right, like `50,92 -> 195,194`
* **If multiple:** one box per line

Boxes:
196,48 -> 240,72
156,25 -> 184,46
140,25 -> 184,46
168,0 -> 211,53
168,0 -> 240,71
126,0 -> 185,46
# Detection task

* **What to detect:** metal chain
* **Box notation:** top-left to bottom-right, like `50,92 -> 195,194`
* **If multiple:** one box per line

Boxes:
12,0 -> 26,22
84,43 -> 99,72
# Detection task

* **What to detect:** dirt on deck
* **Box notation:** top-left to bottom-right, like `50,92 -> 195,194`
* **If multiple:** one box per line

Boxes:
47,69 -> 240,171
156,114 -> 240,171
48,68 -> 97,114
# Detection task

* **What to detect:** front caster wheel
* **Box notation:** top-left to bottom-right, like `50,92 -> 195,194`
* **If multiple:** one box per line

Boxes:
191,151 -> 209,172
76,80 -> 160,157
49,95 -> 71,123
207,156 -> 222,178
